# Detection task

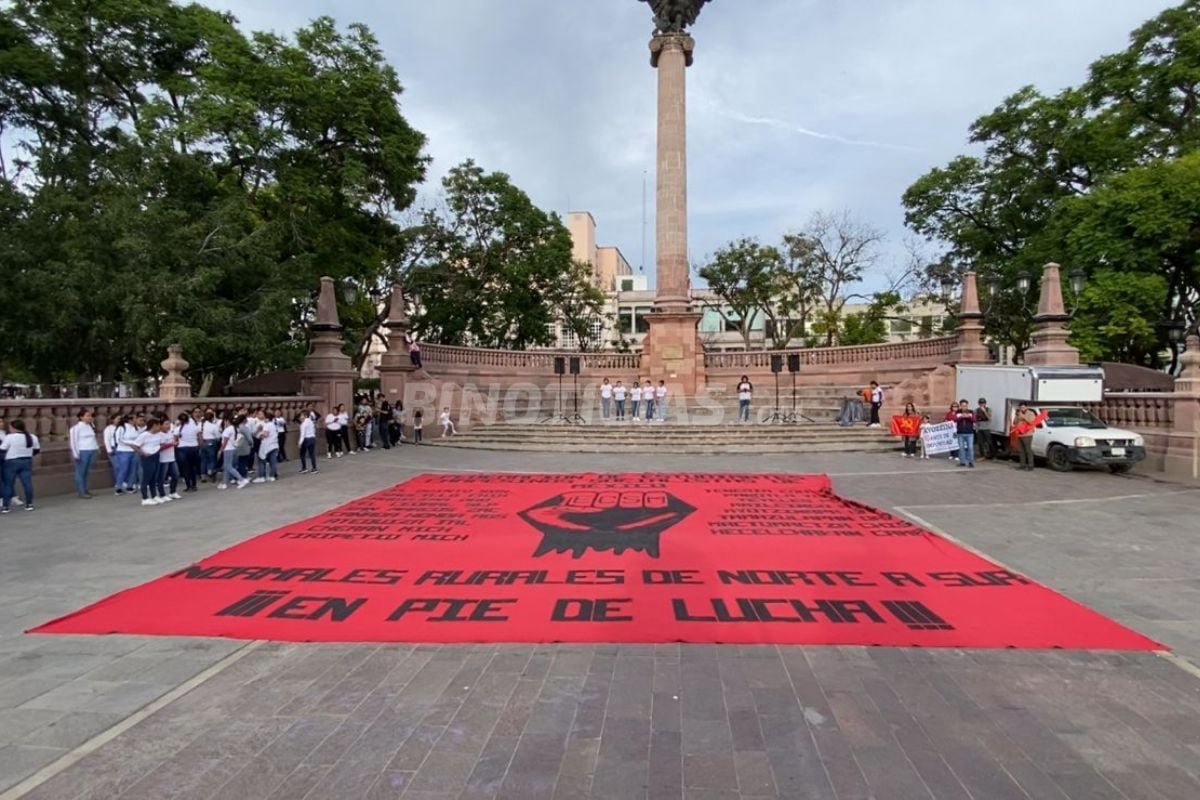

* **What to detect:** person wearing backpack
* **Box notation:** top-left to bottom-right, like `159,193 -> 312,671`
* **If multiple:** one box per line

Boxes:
1,419 -> 40,513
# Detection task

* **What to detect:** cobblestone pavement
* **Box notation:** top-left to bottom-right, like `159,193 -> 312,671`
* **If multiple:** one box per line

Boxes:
1,447 -> 1198,799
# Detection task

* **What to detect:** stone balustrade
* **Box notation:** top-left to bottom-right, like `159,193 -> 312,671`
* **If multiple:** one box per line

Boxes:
0,396 -> 323,445
704,336 -> 957,370
1087,393 -> 1176,430
421,344 -> 642,372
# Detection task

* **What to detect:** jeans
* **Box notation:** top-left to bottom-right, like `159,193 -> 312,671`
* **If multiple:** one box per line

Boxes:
616,400 -> 625,420
325,429 -> 341,456
1018,436 -> 1035,469
222,449 -> 245,485
74,449 -> 97,495
159,461 -> 179,495
177,446 -> 200,490
140,455 -> 163,499
957,433 -> 976,466
114,451 -> 136,491
200,441 -> 217,476
657,400 -> 667,421
257,449 -> 278,479
903,436 -> 918,456
870,402 -> 881,425
644,399 -> 655,421
300,438 -> 317,471
601,397 -> 611,419
739,399 -> 751,422
414,427 -> 423,444
631,400 -> 640,419
2,458 -> 33,509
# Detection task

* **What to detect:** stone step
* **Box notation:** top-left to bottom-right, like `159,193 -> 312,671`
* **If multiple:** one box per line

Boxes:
426,439 -> 898,454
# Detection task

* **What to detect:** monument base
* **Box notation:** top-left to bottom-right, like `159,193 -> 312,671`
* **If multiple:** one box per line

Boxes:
1024,320 -> 1080,366
643,312 -> 704,396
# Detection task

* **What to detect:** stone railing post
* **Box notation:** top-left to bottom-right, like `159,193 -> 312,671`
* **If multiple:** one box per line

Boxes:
948,272 -> 991,365
377,282 -> 421,403
160,344 -> 191,401
301,276 -> 355,415
1165,334 -> 1200,479
1024,263 -> 1080,366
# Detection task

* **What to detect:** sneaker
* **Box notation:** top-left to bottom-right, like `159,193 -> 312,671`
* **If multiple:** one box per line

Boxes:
336,453 -> 342,459
217,483 -> 228,490
310,469 -> 319,474
0,508 -> 8,514
252,477 -> 266,484
326,453 -> 332,459
142,499 -> 156,507
115,490 -> 124,496
155,496 -> 169,504
267,477 -> 276,483
969,463 -> 975,468
170,493 -> 182,500
237,479 -> 250,489
299,469 -> 309,475
23,505 -> 33,512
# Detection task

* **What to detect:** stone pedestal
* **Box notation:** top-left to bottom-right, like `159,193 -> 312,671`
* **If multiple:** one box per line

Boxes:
1165,334 -> 1200,479
377,283 -> 420,401
643,311 -> 704,396
948,272 -> 991,365
159,344 -> 191,400
1024,263 -> 1080,366
301,276 -> 355,413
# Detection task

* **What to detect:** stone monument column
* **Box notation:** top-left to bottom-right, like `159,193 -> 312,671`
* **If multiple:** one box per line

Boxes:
643,32 -> 704,395
1024,262 -> 1080,366
301,276 -> 355,413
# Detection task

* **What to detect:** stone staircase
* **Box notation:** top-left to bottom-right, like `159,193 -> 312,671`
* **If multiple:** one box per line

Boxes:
426,421 -> 896,455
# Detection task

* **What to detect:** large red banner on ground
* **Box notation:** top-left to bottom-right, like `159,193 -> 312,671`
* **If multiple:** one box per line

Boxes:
32,474 -> 1161,649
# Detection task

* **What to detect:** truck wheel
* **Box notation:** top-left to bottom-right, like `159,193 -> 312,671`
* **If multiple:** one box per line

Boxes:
1109,464 -> 1133,474
1047,444 -> 1072,472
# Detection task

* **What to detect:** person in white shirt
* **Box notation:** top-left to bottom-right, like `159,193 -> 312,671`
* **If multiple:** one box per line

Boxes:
655,381 -> 668,422
297,413 -> 319,474
643,383 -> 655,422
273,413 -> 289,462
175,412 -> 201,492
336,404 -> 352,455
219,414 -> 250,489
131,418 -> 166,506
613,381 -> 627,421
102,416 -> 120,490
200,411 -> 221,482
158,422 -> 181,500
114,415 -> 139,494
1,420 -> 40,513
737,376 -> 754,423
129,414 -> 148,491
630,382 -> 643,422
599,379 -> 613,421
439,407 -> 457,437
69,409 -> 99,499
868,381 -> 884,428
324,409 -> 343,458
253,410 -> 279,482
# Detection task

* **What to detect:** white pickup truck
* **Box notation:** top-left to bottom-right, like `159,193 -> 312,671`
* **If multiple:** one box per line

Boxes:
956,366 -> 1147,473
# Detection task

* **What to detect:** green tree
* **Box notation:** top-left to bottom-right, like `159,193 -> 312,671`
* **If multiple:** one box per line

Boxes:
405,160 -> 578,350
0,1 -> 428,389
697,238 -> 779,350
551,261 -> 608,352
1067,271 -> 1169,364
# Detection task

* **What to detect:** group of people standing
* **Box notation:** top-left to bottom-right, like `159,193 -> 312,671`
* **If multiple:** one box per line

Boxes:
0,395 -> 459,513
598,379 -> 670,422
896,397 -> 1039,471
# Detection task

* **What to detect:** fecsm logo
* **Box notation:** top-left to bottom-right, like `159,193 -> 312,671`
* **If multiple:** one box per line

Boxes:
519,489 -> 696,559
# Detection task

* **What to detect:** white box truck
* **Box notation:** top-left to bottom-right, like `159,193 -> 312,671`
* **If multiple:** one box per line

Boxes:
955,365 -> 1146,473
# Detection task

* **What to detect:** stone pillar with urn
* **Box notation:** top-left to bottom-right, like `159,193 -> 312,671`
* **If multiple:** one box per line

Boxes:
1165,334 -> 1200,479
159,344 -> 191,401
642,24 -> 705,396
1023,263 -> 1080,366
376,283 -> 420,402
301,276 -> 355,415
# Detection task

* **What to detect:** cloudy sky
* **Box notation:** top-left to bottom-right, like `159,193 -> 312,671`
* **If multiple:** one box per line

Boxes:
212,0 -> 1174,290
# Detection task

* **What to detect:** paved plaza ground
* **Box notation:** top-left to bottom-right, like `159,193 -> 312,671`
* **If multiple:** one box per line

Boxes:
1,446 -> 1199,799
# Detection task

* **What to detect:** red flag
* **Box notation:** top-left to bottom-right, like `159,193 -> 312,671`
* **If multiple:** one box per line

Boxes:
1009,410 -> 1049,447
891,415 -> 922,437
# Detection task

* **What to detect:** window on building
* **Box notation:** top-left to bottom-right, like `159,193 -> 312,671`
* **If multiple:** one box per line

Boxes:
919,316 -> 935,337
700,308 -> 723,333
620,279 -> 634,292
890,318 -> 913,334
618,310 -> 633,334
590,317 -> 605,343
635,307 -> 653,334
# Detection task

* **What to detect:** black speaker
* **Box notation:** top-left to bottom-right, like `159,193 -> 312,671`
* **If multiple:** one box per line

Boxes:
553,356 -> 565,375
787,354 -> 801,373
770,355 -> 783,374
569,356 -> 581,375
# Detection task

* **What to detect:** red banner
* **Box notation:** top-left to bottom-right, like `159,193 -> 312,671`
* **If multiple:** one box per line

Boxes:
890,415 -> 922,437
31,473 -> 1161,650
